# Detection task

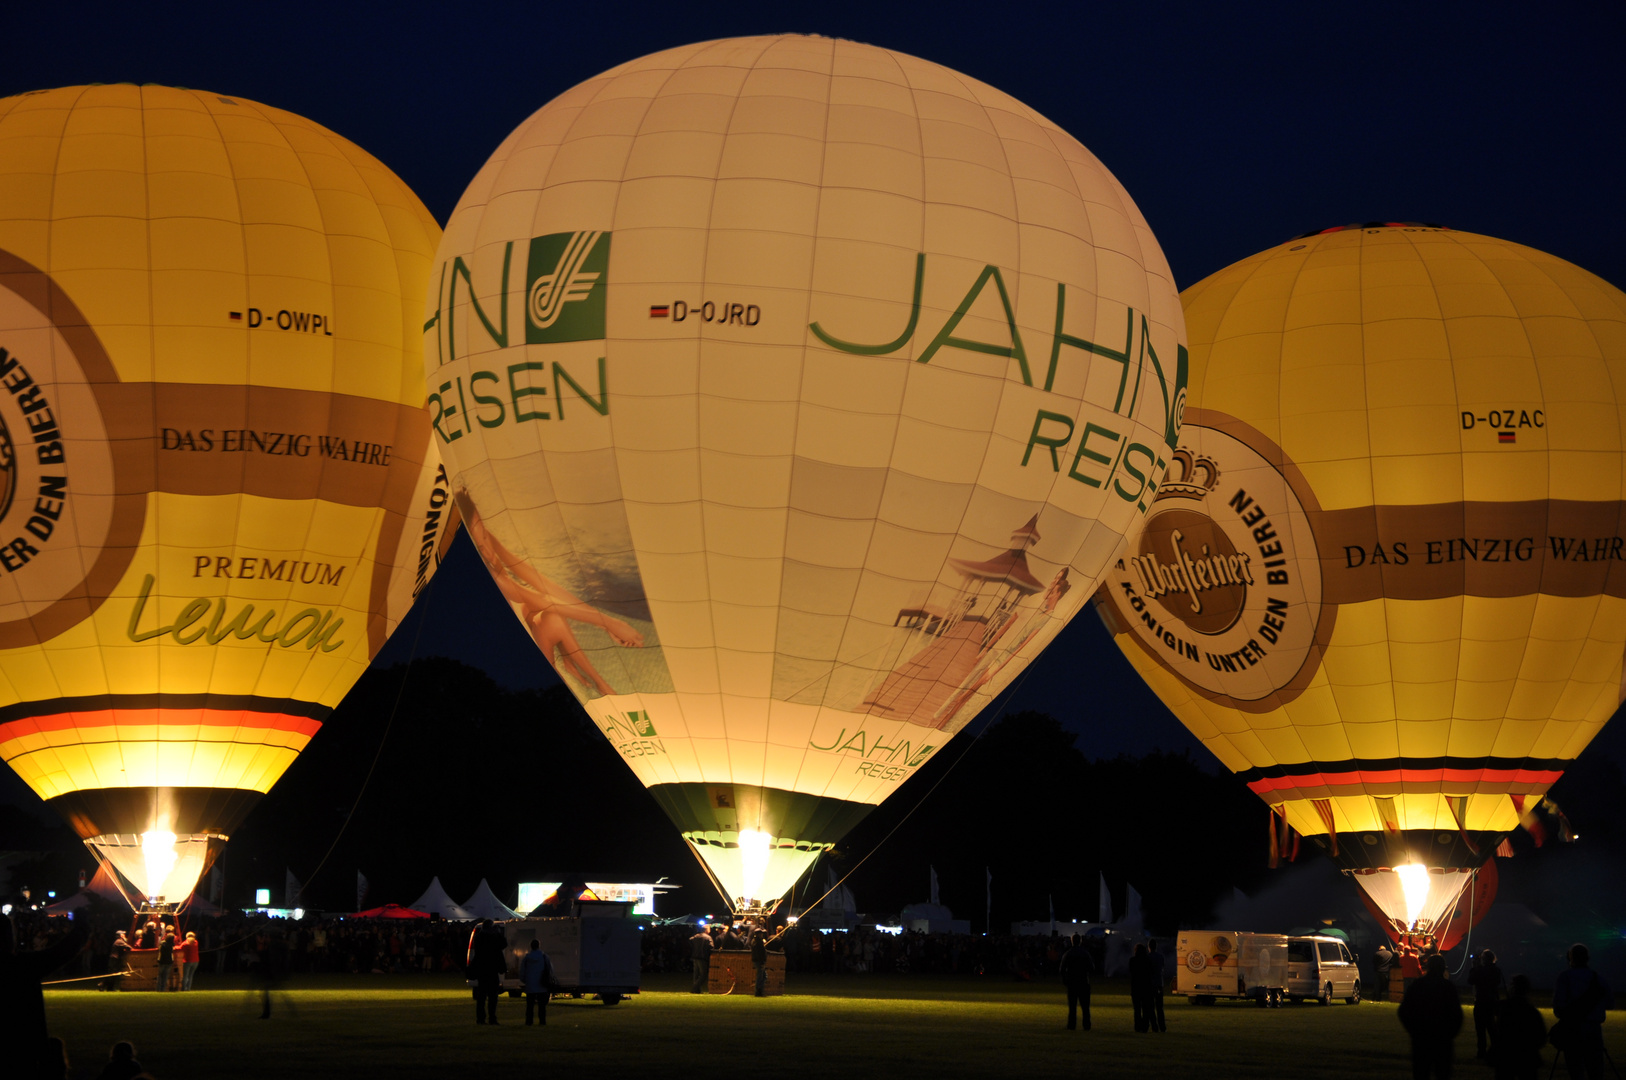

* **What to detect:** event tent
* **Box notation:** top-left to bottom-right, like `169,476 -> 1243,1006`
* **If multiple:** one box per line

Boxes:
461,879 -> 519,921
353,903 -> 431,919
408,877 -> 473,920
42,863 -> 129,912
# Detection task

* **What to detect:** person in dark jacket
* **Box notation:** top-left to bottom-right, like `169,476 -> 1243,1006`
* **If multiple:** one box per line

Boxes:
466,920 -> 508,1025
155,932 -> 176,992
1551,943 -> 1615,1080
518,939 -> 553,1026
1490,974 -> 1546,1080
689,926 -> 714,994
751,931 -> 770,996
1147,939 -> 1168,1031
1058,934 -> 1094,1030
1374,942 -> 1395,999
101,931 -> 130,992
0,913 -> 88,1080
1398,954 -> 1464,1079
1128,943 -> 1158,1033
1467,950 -> 1505,1060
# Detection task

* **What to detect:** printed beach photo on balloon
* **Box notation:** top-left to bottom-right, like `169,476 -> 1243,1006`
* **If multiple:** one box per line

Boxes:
452,468 -> 673,702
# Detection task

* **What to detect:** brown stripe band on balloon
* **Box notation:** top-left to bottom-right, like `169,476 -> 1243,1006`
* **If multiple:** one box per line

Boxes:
1310,500 -> 1626,601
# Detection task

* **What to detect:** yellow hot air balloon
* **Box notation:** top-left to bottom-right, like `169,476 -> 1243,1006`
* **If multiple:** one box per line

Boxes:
0,85 -> 455,904
427,35 -> 1186,911
1093,222 -> 1626,941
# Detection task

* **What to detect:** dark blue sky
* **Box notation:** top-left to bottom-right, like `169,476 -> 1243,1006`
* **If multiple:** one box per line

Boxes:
3,0 -> 1623,786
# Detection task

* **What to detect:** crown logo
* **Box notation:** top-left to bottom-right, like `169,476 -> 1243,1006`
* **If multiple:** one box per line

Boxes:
1155,447 -> 1221,501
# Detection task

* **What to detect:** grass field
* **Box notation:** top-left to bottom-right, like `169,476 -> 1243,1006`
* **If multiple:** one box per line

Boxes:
45,973 -> 1626,1079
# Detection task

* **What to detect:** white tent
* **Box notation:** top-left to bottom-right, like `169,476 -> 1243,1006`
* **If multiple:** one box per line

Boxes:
408,876 -> 473,920
461,879 -> 520,921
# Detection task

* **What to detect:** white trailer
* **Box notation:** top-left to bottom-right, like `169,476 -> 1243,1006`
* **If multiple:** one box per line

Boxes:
1176,929 -> 1289,1006
498,900 -> 642,1005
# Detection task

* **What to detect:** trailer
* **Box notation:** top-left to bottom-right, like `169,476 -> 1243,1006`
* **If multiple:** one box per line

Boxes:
1176,929 -> 1289,1006
497,899 -> 641,1005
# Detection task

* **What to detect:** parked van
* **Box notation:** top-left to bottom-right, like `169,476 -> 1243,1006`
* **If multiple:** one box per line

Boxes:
1284,935 -> 1361,1004
1176,930 -> 1289,1006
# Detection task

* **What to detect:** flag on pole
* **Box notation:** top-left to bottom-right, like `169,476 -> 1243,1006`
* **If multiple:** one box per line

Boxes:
930,866 -> 939,907
1099,873 -> 1113,924
285,868 -> 302,909
357,871 -> 370,912
208,865 -> 223,904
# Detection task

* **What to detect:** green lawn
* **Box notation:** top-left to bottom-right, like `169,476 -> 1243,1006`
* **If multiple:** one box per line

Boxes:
45,974 -> 1623,1079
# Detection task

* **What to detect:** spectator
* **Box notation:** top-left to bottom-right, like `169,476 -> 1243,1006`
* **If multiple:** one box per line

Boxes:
1398,954 -> 1463,1080
1551,943 -> 1614,1080
1467,949 -> 1505,1060
1490,974 -> 1546,1080
1,911 -> 88,1079
97,1040 -> 144,1080
519,938 -> 553,1026
1059,933 -> 1094,1031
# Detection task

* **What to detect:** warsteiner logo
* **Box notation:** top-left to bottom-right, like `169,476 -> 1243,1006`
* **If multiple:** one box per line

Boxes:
1101,413 -> 1328,709
0,249 -> 140,649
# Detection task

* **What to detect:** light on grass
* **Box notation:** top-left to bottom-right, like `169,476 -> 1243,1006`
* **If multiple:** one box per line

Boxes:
1397,863 -> 1431,928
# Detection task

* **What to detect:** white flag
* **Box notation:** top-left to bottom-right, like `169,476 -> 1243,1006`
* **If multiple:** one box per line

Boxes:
357,871 -> 370,912
930,865 -> 939,906
1099,873 -> 1113,924
285,868 -> 302,909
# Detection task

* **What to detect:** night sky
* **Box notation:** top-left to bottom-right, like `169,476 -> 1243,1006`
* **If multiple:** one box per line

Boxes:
2,1 -> 1623,812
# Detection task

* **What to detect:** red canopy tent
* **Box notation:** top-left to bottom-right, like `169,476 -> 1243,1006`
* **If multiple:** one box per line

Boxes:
353,903 -> 432,919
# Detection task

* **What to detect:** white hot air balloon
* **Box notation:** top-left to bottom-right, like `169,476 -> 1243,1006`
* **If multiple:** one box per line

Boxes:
426,35 -> 1186,911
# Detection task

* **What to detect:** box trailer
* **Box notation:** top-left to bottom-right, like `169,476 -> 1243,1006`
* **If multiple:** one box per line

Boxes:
1176,930 -> 1289,1006
497,900 -> 642,1005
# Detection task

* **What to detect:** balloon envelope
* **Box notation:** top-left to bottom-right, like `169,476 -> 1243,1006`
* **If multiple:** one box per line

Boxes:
428,35 -> 1185,908
0,86 -> 454,901
1092,224 -> 1626,932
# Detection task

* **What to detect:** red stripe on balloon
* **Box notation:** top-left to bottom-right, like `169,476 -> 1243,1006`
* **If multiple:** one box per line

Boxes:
0,709 -> 323,743
1245,766 -> 1564,797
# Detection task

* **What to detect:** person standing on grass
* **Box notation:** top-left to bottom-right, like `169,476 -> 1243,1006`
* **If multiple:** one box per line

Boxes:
1375,942 -> 1395,1000
180,931 -> 200,990
1490,975 -> 1546,1080
1551,943 -> 1614,1080
1467,950 -> 1505,1060
467,919 -> 507,1025
1128,943 -> 1154,1033
520,939 -> 553,1026
102,931 -> 131,992
0,912 -> 88,1080
1398,953 -> 1463,1079
689,925 -> 714,994
155,931 -> 175,991
1059,933 -> 1094,1031
751,931 -> 769,996
1147,939 -> 1168,1032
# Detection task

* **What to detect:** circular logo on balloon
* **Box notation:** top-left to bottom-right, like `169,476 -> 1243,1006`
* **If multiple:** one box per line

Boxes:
0,249 -> 142,648
1100,408 -> 1333,710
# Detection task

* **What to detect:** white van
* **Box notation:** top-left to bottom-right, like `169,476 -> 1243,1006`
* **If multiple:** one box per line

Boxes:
1176,930 -> 1290,1006
1284,935 -> 1361,1004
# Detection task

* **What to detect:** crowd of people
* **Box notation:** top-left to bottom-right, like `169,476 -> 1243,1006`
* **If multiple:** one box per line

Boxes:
1397,945 -> 1616,1080
3,902 -> 1619,1080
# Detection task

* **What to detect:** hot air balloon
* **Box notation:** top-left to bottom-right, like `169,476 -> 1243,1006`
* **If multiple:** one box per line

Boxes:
0,85 -> 454,906
427,35 -> 1186,912
1092,223 -> 1626,949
